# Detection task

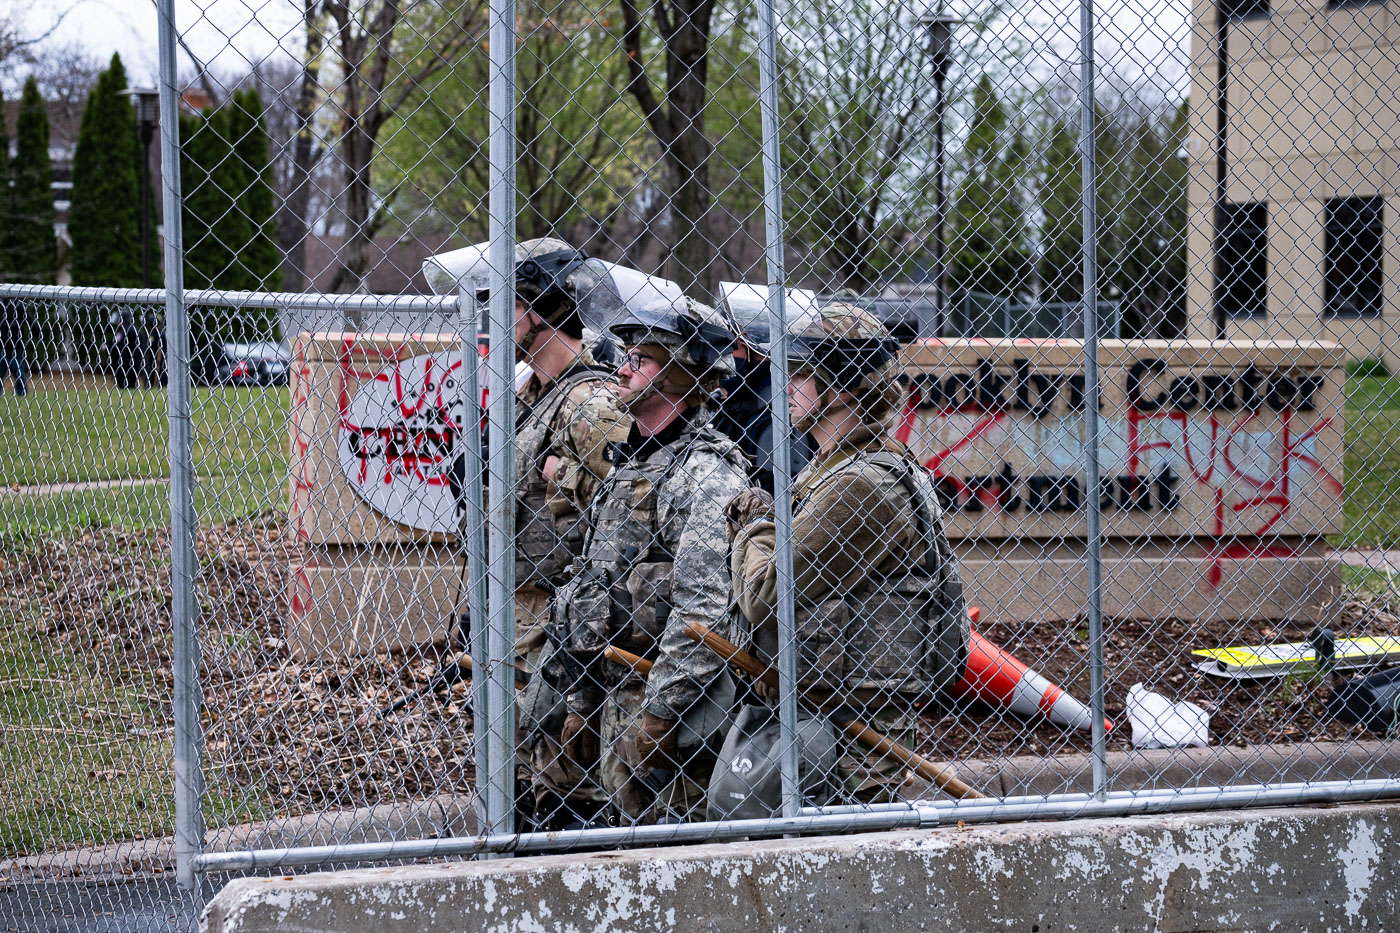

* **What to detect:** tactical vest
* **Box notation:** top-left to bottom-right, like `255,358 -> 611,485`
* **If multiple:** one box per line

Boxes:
766,448 -> 970,704
562,417 -> 747,664
512,366 -> 612,588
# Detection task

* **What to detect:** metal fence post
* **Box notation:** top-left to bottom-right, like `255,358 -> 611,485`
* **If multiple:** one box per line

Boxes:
755,0 -> 802,821
1078,0 -> 1108,799
458,288 -> 492,833
485,0 -> 518,841
156,0 -> 202,893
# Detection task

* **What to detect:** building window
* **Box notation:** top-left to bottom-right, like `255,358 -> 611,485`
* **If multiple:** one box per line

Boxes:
1221,0 -> 1268,19
1324,196 -> 1384,317
1215,201 -> 1268,319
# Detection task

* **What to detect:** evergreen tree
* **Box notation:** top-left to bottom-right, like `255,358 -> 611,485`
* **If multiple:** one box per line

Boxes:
212,100 -> 254,293
13,77 -> 58,365
228,89 -> 281,297
1038,118 -> 1082,304
180,108 -> 231,348
13,77 -> 57,286
948,75 -> 1033,312
69,54 -> 142,365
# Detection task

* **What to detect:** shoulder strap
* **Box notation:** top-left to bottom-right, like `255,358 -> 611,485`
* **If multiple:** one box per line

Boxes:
862,450 -> 943,575
515,363 -> 610,433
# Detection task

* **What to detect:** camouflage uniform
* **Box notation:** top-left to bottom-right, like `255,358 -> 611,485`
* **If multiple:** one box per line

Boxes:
554,410 -> 749,821
547,296 -> 749,823
725,306 -> 969,807
513,344 -> 631,811
512,342 -> 631,655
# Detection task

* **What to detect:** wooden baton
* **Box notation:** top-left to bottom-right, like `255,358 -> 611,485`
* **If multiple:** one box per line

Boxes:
604,645 -> 654,677
681,622 -> 984,800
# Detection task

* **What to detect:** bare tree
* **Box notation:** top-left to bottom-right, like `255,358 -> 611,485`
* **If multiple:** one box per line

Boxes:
24,42 -> 102,150
314,0 -> 484,293
618,0 -> 722,296
244,38 -> 332,292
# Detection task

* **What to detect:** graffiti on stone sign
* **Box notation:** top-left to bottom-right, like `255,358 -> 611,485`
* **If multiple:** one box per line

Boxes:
337,349 -> 475,534
896,351 -> 1343,556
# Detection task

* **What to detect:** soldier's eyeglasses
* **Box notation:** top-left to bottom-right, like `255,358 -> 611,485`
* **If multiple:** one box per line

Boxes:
622,350 -> 657,371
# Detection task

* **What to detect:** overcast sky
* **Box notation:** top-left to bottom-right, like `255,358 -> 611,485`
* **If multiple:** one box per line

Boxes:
21,0 -> 1190,95
22,0 -> 300,85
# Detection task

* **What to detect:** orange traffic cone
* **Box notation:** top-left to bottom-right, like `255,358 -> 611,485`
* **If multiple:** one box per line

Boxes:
951,607 -> 1113,733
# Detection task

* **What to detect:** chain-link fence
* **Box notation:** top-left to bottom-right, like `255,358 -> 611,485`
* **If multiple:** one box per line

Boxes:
1,0 -> 1398,923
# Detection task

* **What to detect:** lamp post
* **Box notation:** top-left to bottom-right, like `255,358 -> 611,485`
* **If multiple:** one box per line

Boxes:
122,87 -> 160,289
919,11 -> 959,339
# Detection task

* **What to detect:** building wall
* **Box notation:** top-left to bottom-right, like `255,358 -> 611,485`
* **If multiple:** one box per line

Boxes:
1186,0 -> 1399,366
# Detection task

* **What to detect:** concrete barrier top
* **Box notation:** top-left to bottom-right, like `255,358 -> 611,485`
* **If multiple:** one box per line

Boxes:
204,800 -> 1400,933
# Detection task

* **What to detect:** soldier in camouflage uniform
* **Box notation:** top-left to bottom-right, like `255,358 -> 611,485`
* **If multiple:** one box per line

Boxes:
543,295 -> 750,824
491,239 -> 631,828
718,304 -> 969,811
503,239 -> 631,657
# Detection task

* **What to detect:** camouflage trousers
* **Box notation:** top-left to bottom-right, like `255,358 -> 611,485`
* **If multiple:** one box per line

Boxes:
599,683 -> 712,824
518,642 -> 608,810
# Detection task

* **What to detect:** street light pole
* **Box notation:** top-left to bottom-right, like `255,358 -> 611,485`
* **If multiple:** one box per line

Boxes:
123,88 -> 161,289
920,11 -> 959,340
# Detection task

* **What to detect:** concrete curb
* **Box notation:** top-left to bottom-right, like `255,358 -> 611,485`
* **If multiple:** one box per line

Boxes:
201,801 -> 1400,932
0,795 -> 477,882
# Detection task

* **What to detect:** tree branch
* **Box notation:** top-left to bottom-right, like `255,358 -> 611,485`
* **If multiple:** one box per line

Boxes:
618,0 -> 672,146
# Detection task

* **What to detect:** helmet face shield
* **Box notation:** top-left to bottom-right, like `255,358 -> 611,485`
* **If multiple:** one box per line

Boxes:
718,281 -> 821,356
789,335 -> 900,393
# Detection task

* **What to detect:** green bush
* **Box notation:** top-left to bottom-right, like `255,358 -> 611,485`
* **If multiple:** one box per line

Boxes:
1346,356 -> 1391,379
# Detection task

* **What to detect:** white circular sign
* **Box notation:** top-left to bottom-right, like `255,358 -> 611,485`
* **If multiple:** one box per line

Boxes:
338,350 -> 471,534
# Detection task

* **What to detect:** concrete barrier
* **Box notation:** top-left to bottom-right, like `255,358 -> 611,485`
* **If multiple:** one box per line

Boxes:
203,801 -> 1400,932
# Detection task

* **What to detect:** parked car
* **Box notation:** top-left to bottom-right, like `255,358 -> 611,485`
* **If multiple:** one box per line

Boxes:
195,341 -> 292,387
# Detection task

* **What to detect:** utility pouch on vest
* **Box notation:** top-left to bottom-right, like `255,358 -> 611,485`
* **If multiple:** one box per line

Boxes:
514,502 -> 586,585
794,598 -> 850,690
624,559 -> 674,643
706,704 -> 841,821
519,643 -> 566,739
845,571 -> 939,698
561,565 -> 615,648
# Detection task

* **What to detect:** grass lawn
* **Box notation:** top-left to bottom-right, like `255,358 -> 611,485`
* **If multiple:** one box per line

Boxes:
0,555 -> 175,856
0,386 -> 289,532
1339,375 -> 1400,550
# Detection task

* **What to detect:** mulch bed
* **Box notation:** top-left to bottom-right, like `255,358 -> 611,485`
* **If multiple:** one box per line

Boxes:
7,521 -> 1397,815
923,598 -> 1399,762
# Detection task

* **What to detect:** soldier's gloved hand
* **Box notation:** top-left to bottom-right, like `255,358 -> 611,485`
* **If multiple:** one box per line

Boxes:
560,712 -> 598,768
632,712 -> 679,768
752,678 -> 780,705
725,488 -> 775,542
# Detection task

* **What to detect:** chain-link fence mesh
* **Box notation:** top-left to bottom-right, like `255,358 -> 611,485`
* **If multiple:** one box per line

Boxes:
1,0 -> 1397,923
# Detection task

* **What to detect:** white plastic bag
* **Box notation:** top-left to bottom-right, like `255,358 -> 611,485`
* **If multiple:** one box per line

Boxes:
1126,683 -> 1210,749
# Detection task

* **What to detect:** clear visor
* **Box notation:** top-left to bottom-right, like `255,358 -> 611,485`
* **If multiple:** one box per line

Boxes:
718,282 -> 821,352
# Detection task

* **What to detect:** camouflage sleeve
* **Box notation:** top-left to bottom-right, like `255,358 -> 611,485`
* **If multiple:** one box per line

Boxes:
642,449 -> 750,721
548,380 -> 631,515
730,466 -> 905,634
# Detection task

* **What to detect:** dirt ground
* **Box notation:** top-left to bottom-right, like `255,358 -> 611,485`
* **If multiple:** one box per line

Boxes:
922,602 -> 1398,762
5,521 -> 1395,815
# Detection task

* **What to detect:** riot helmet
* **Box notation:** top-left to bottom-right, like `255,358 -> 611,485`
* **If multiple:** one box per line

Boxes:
786,302 -> 902,431
610,295 -> 737,404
